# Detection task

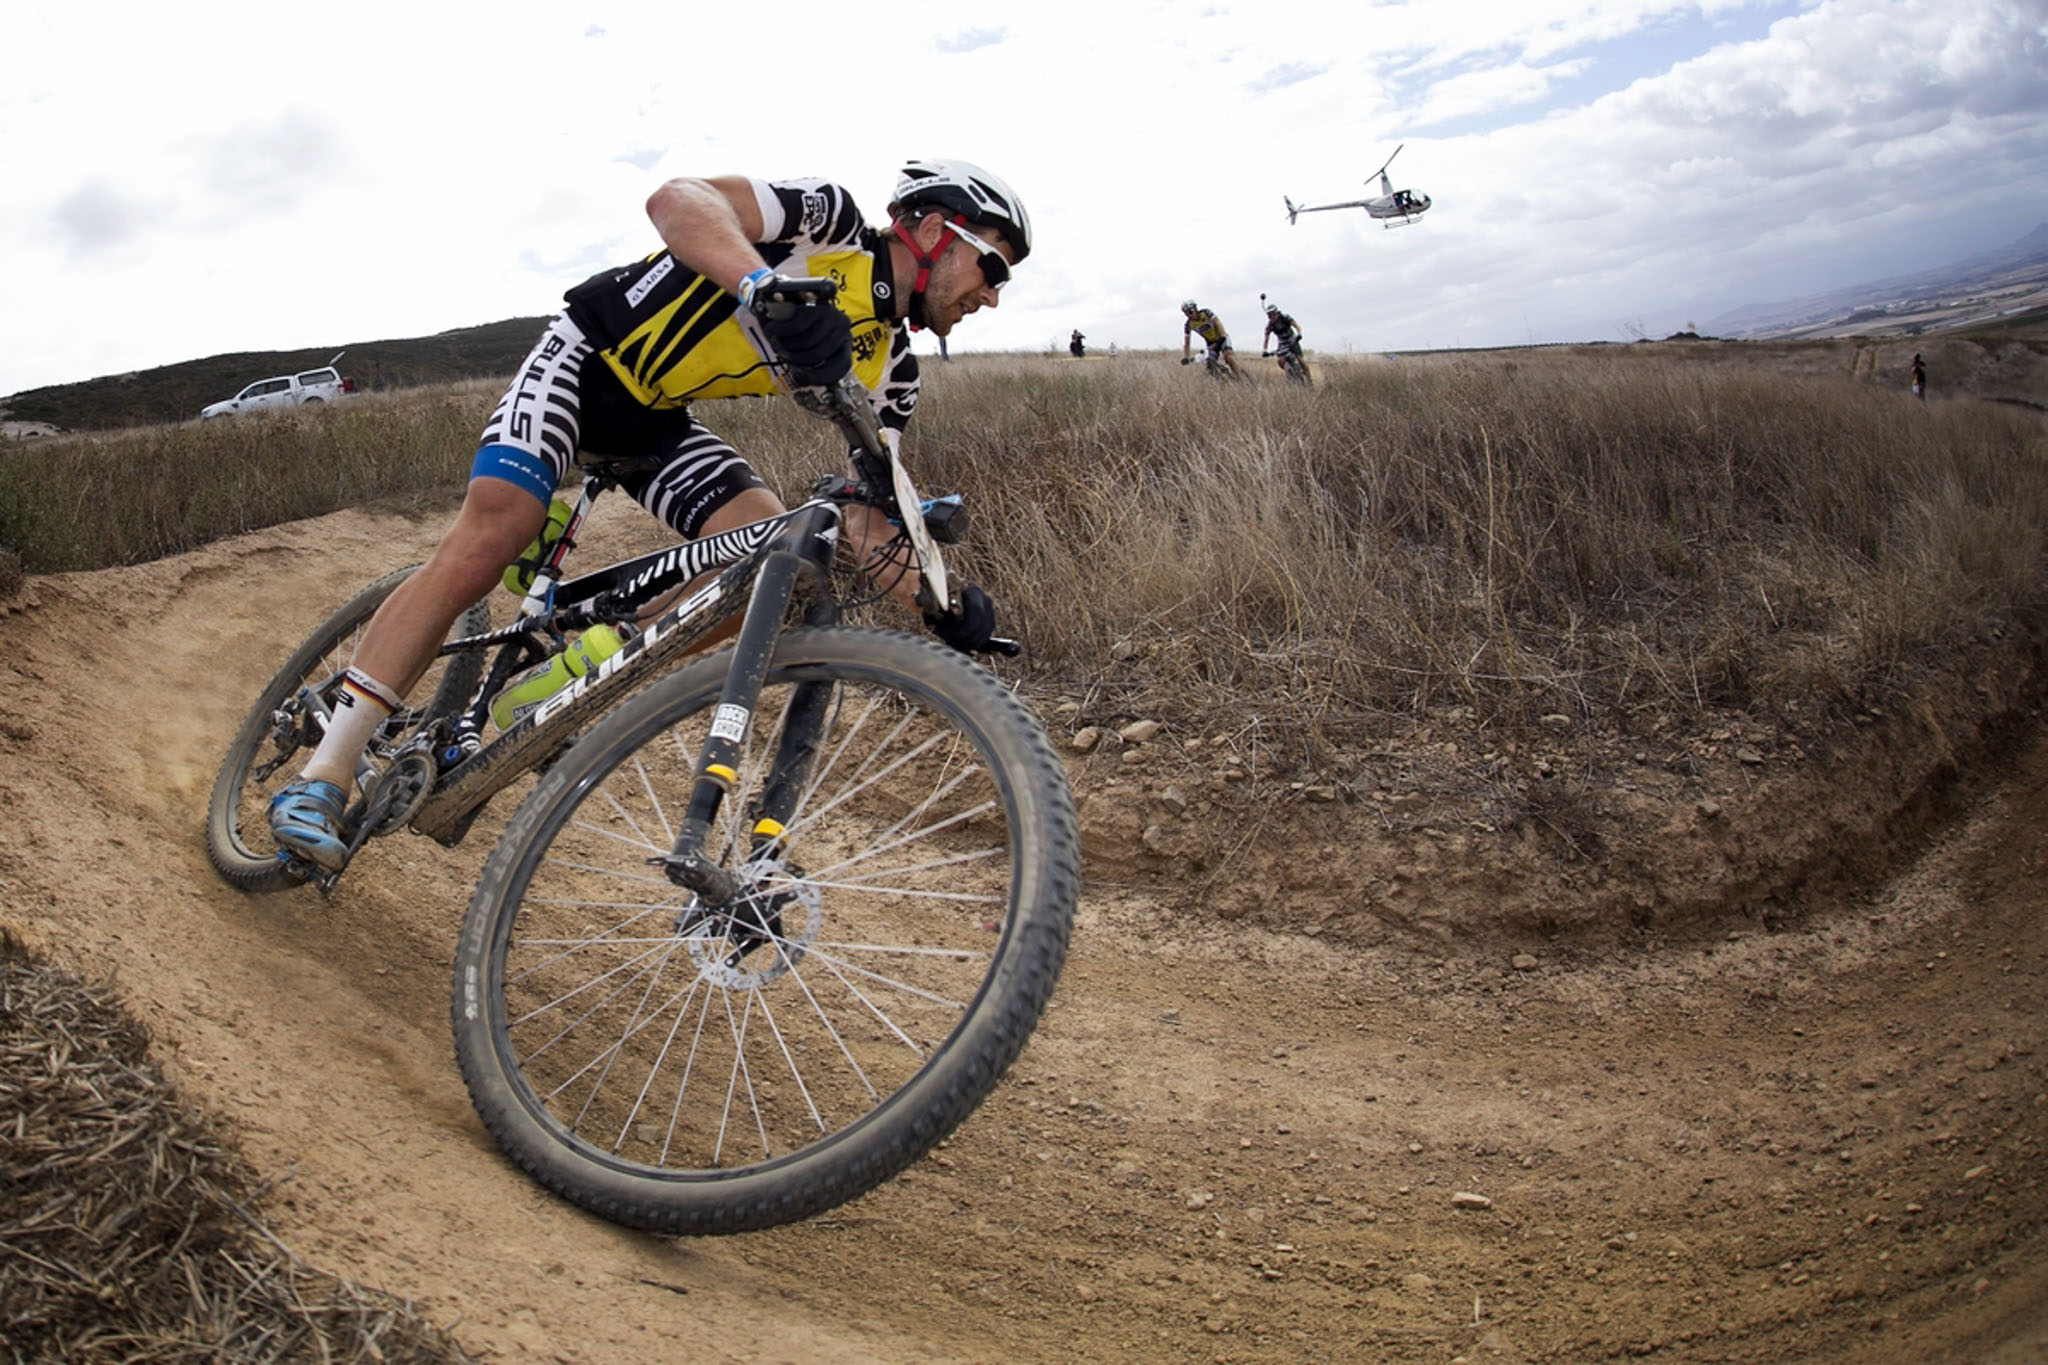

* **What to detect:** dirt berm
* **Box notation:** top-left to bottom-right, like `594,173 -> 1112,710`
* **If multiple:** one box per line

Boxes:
1,505 -> 2044,1364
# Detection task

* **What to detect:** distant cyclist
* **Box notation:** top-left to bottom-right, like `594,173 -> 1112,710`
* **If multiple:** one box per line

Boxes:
1261,297 -> 1302,354
1180,300 -> 1242,378
1070,328 -> 1086,358
1260,296 -> 1311,386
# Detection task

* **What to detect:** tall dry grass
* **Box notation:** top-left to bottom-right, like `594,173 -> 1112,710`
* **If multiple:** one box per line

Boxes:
0,384 -> 499,572
902,350 -> 2048,753
7,350 -> 2043,757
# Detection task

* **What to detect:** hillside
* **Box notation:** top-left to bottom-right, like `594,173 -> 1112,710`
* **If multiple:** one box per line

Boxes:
0,317 -> 549,432
1708,221 -> 2048,341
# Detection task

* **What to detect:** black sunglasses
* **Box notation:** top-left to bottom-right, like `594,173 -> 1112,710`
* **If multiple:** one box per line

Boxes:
946,219 -> 1011,291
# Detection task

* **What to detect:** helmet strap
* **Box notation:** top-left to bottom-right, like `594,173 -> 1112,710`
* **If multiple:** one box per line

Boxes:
890,215 -> 966,333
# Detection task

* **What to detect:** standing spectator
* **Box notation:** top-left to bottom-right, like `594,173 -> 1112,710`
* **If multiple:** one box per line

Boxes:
1911,353 -> 1926,400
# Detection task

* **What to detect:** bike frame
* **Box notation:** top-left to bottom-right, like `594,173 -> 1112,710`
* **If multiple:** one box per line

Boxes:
377,487 -> 839,853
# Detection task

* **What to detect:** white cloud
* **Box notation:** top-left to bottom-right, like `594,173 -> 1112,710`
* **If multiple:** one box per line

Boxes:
0,0 -> 2043,394
933,27 -> 1007,54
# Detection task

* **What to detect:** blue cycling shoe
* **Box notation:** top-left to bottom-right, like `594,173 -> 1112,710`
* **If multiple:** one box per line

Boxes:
268,779 -> 353,872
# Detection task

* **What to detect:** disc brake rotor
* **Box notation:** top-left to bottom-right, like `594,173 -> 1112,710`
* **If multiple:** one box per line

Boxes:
678,857 -> 823,989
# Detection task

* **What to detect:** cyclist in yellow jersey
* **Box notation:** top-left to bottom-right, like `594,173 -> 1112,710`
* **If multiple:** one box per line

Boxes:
1179,300 -> 1242,377
268,160 -> 1031,872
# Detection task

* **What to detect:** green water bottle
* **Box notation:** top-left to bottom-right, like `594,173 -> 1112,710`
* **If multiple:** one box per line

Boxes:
489,624 -> 626,730
502,498 -> 574,596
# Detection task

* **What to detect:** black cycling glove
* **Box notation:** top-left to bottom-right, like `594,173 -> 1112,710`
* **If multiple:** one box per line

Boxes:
926,583 -> 997,654
757,298 -> 853,387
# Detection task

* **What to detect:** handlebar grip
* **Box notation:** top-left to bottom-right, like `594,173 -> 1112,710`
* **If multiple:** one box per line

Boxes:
752,276 -> 839,322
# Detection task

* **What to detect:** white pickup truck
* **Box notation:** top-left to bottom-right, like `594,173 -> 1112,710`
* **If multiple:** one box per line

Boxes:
199,361 -> 355,420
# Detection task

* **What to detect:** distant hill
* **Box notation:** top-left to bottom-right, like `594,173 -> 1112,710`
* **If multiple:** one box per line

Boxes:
1707,221 -> 2048,341
2,318 -> 551,432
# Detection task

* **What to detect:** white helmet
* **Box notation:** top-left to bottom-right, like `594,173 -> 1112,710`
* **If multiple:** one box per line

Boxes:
1181,299 -> 1198,312
889,159 -> 1033,263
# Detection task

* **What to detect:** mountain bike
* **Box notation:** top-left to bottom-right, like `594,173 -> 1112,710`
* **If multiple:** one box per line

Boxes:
1182,345 -> 1239,382
203,279 -> 1080,1234
1264,338 -> 1313,388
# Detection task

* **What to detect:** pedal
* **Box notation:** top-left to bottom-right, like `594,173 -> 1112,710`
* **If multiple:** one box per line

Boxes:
273,849 -> 344,896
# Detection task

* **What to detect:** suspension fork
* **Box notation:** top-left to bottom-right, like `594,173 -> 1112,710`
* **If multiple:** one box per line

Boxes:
658,506 -> 838,901
745,602 -> 842,851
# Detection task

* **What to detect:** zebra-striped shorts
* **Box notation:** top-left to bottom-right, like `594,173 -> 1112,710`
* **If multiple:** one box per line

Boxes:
475,313 -> 768,538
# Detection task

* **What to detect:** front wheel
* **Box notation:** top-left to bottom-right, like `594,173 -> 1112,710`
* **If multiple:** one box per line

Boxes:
204,567 -> 489,892
451,627 -> 1080,1234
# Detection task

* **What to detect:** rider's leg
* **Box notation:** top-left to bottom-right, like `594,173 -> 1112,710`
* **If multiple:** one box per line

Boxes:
617,420 -> 926,622
839,502 -> 925,613
271,478 -> 547,871
616,423 -> 785,642
293,476 -> 550,796
271,317 -> 587,868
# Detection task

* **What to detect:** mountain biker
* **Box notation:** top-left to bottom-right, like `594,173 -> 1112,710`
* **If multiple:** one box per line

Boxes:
1180,300 -> 1241,377
1261,298 -> 1303,357
267,159 -> 1031,874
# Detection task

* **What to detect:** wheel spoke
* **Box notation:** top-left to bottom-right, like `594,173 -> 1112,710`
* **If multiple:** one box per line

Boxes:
454,630 -> 1076,1233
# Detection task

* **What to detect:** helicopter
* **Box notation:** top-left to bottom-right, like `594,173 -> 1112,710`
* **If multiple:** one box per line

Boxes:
1285,144 -> 1432,228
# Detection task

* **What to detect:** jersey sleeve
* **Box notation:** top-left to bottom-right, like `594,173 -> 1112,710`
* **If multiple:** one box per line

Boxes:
752,177 -> 869,254
838,326 -> 920,476
873,328 -> 919,434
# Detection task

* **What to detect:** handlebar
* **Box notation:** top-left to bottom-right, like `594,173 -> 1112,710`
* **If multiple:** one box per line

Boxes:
751,279 -> 893,467
751,275 -> 1006,649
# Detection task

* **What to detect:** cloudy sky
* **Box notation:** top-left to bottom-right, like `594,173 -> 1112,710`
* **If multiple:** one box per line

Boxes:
4,0 -> 2045,397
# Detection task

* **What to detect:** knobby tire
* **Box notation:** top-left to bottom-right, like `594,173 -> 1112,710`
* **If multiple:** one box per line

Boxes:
449,626 -> 1079,1234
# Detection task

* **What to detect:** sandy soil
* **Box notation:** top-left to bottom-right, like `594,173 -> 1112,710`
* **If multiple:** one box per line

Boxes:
2,504 -> 2046,1365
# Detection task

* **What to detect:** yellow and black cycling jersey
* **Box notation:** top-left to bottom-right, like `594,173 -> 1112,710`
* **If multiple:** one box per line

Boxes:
1184,309 -> 1229,346
562,178 -> 919,436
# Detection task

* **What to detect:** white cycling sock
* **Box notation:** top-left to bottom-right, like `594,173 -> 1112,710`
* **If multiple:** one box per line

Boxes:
299,667 -> 402,789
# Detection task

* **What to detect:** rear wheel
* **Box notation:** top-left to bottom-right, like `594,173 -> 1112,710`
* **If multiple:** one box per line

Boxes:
451,627 -> 1079,1234
204,567 -> 489,892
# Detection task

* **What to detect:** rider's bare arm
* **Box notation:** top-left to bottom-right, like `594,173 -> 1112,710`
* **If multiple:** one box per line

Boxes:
645,176 -> 776,295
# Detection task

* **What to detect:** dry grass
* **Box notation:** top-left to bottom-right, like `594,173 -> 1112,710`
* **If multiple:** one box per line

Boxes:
898,350 -> 2048,760
0,929 -> 471,1364
5,346 -> 2043,763
0,384 -> 500,572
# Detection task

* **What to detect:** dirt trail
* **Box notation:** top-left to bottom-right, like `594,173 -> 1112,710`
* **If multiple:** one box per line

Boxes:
2,506 -> 2045,1364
